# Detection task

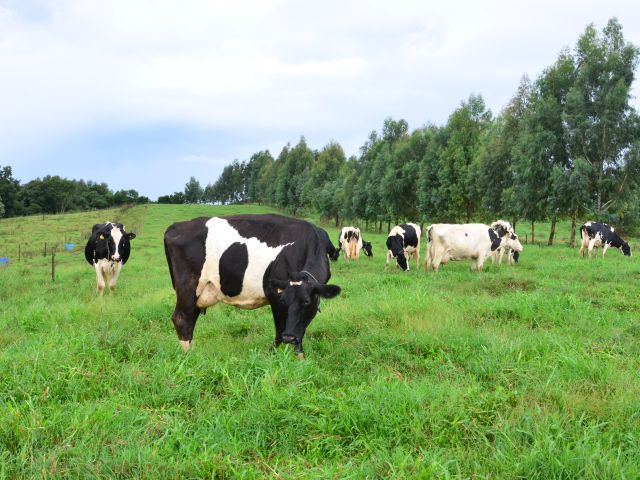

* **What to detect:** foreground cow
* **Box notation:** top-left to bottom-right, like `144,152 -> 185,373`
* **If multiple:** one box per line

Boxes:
84,222 -> 136,295
336,226 -> 373,260
164,214 -> 341,358
580,221 -> 631,257
386,223 -> 421,271
425,223 -> 523,272
490,220 -> 521,265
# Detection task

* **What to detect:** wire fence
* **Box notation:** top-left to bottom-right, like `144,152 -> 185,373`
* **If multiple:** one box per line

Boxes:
0,205 -> 146,280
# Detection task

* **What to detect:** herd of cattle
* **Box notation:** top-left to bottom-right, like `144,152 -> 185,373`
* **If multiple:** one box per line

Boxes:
83,216 -> 632,357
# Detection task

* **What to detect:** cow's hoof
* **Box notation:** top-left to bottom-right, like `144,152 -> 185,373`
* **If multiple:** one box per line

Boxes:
179,340 -> 192,352
296,352 -> 305,360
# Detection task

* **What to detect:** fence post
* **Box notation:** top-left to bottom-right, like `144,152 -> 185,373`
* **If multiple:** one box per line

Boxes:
18,244 -> 21,262
44,242 -> 47,257
51,250 -> 56,282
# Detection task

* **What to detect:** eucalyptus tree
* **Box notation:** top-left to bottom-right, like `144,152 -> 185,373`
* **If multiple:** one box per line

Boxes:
477,76 -> 531,229
564,18 -> 640,220
184,176 -> 204,204
437,95 -> 491,222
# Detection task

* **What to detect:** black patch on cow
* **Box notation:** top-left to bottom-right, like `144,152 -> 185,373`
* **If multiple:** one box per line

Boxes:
219,242 -> 248,297
226,214 -> 301,248
386,235 -> 404,258
399,224 -> 419,249
488,228 -> 501,251
362,241 -> 373,257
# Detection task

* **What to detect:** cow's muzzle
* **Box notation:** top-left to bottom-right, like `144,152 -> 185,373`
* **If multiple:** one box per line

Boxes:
282,334 -> 297,344
111,255 -> 122,262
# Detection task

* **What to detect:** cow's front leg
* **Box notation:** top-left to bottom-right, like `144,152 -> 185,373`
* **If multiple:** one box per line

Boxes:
94,264 -> 105,296
269,304 -> 287,350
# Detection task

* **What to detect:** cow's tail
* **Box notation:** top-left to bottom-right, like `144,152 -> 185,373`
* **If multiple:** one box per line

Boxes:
163,232 -> 177,290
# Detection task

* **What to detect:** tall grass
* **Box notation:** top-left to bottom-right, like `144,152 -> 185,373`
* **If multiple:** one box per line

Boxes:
1,205 -> 638,478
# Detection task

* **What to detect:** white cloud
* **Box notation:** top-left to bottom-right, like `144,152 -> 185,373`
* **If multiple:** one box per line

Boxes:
2,0 -> 639,198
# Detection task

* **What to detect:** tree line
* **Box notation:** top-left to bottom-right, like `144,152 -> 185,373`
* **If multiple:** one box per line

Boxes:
176,19 -> 640,243
0,166 -> 150,218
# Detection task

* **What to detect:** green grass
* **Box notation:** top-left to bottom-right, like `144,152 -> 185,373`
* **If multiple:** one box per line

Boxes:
1,205 -> 639,478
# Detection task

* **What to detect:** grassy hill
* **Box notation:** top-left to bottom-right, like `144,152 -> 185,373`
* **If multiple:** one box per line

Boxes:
1,205 -> 639,478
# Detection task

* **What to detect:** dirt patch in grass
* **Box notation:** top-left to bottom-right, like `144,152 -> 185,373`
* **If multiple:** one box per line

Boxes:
478,278 -> 537,296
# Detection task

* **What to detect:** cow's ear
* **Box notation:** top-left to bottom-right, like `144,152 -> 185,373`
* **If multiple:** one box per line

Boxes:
91,224 -> 103,234
269,279 -> 288,292
127,232 -> 136,240
314,284 -> 341,299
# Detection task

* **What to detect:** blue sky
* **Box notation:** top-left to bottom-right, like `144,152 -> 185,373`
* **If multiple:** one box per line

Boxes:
2,0 -> 639,200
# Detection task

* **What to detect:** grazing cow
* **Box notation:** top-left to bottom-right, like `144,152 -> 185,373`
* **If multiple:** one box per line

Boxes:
163,214 -> 341,358
490,220 -> 521,265
579,221 -> 631,257
318,228 -> 340,261
385,223 -> 421,271
425,223 -> 523,272
335,226 -> 373,260
84,222 -> 136,295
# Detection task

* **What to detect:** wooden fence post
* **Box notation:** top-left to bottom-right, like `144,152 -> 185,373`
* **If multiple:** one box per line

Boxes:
51,250 -> 56,282
18,244 -> 21,262
44,242 -> 47,257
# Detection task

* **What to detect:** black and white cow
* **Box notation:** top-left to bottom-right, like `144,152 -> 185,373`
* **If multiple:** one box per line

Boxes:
163,214 -> 341,358
318,228 -> 340,261
490,220 -> 521,265
385,223 -> 421,271
579,221 -> 631,258
336,226 -> 373,260
84,222 -> 136,295
425,223 -> 523,272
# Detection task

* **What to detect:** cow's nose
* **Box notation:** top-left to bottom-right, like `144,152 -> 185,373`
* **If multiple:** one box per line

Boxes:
282,334 -> 297,344
111,255 -> 121,262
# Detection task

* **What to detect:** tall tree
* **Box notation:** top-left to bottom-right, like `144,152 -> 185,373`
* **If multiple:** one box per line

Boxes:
564,18 -> 640,218
437,94 -> 491,222
184,176 -> 204,204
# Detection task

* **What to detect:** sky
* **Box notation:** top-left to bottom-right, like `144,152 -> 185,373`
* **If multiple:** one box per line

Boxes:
2,0 -> 640,200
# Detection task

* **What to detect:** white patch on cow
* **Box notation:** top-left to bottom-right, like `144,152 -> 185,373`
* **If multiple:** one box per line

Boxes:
289,281 -> 303,286
196,217 -> 294,309
180,340 -> 192,352
109,224 -> 124,260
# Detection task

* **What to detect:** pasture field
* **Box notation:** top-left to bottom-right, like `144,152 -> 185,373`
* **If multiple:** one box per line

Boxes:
1,204 -> 639,479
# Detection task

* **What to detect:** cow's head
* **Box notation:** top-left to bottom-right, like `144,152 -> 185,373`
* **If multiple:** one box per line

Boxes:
621,241 -> 632,256
512,250 -> 520,263
490,223 -> 523,253
87,222 -> 136,264
504,232 -> 523,252
362,241 -> 373,257
387,235 -> 408,270
269,272 -> 341,350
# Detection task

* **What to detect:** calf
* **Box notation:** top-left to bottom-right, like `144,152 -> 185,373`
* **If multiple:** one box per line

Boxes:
164,214 -> 341,358
579,221 -> 631,257
385,223 -> 421,271
84,222 -> 136,295
425,223 -> 523,272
